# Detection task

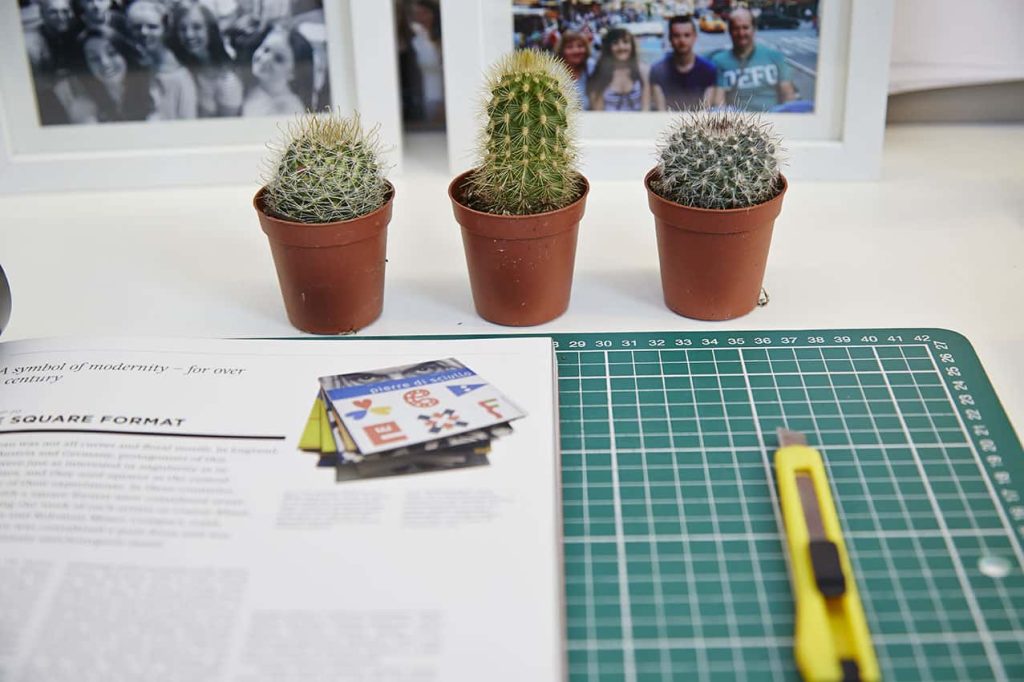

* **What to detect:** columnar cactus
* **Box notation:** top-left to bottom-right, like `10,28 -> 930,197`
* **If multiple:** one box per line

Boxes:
467,50 -> 582,215
654,108 -> 784,210
263,112 -> 389,224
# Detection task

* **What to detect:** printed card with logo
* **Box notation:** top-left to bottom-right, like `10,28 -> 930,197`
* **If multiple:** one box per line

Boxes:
318,358 -> 526,455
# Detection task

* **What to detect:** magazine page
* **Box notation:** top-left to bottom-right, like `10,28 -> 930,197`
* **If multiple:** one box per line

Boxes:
0,336 -> 561,682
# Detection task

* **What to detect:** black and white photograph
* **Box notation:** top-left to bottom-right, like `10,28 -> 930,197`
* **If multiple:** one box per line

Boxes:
17,0 -> 333,125
513,0 -> 819,113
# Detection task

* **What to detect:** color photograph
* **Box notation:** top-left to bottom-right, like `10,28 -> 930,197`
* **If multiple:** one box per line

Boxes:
513,0 -> 819,113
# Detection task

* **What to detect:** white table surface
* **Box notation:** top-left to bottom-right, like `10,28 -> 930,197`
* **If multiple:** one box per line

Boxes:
0,124 -> 1021,435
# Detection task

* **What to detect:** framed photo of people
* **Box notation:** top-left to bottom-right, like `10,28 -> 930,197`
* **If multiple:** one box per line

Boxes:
0,0 -> 402,193
441,0 -> 893,180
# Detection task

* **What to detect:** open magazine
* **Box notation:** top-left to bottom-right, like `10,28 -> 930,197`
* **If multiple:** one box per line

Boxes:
0,336 -> 562,681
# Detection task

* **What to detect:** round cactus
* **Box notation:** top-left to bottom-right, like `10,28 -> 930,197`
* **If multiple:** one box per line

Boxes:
654,108 -> 784,210
262,112 -> 389,224
466,50 -> 582,215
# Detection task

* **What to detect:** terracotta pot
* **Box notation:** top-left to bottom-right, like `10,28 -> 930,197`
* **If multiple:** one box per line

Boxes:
449,170 -> 588,326
255,184 -> 393,334
645,169 -> 786,321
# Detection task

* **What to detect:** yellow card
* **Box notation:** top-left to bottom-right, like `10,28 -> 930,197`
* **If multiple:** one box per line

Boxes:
298,398 -> 322,451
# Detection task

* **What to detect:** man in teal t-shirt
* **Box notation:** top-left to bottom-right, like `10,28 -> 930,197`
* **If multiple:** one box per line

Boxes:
709,8 -> 796,112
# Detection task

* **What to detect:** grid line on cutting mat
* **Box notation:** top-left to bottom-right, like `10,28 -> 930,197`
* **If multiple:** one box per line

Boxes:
556,332 -> 1024,682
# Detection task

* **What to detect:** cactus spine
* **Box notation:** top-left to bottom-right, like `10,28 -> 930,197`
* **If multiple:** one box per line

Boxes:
654,108 -> 784,210
263,111 -> 389,224
467,50 -> 582,215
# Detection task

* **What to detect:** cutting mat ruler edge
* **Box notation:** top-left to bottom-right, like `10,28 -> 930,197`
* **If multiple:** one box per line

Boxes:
548,327 -> 1023,536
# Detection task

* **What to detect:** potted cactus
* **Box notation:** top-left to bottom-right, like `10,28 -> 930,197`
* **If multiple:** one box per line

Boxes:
254,112 -> 394,334
646,108 -> 787,320
448,50 -> 589,326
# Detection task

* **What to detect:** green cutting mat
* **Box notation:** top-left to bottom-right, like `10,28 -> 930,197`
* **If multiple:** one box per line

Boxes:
549,329 -> 1024,682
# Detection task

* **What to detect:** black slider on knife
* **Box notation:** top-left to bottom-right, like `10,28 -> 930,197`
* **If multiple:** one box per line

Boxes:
809,539 -> 847,598
840,659 -> 862,682
796,472 -> 847,598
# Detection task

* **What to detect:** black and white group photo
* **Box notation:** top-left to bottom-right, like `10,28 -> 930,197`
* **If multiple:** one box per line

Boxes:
18,0 -> 332,125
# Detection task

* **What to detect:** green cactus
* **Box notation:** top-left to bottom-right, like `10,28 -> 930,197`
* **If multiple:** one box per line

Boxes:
262,111 -> 389,224
654,108 -> 784,210
466,50 -> 582,215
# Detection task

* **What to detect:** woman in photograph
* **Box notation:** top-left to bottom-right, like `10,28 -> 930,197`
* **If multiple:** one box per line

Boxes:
555,30 -> 591,111
586,27 -> 649,112
222,0 -> 291,76
126,0 -> 197,119
241,25 -> 314,117
168,2 -> 243,117
78,26 -> 152,122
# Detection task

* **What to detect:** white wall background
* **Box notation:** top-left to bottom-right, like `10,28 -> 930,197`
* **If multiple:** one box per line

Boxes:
889,0 -> 1024,93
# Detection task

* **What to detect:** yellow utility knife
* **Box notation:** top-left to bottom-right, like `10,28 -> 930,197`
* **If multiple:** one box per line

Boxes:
775,428 -> 880,682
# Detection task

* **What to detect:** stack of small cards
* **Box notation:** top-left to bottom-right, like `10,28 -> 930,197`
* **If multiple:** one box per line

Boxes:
300,358 -> 525,482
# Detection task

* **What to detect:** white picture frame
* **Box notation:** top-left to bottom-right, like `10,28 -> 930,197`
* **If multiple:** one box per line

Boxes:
441,0 -> 893,181
0,0 -> 401,193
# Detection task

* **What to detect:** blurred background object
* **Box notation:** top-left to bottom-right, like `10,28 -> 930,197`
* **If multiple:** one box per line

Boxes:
394,0 -> 444,131
887,0 -> 1023,122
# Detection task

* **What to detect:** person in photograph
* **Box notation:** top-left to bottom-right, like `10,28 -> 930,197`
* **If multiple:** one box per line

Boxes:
168,2 -> 243,117
24,0 -> 83,124
408,0 -> 444,125
28,0 -> 79,62
222,0 -> 291,74
709,7 -> 796,112
555,30 -> 591,111
242,25 -> 314,117
126,0 -> 197,119
78,26 -> 153,122
587,27 -> 649,112
650,14 -> 716,111
74,0 -> 125,33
